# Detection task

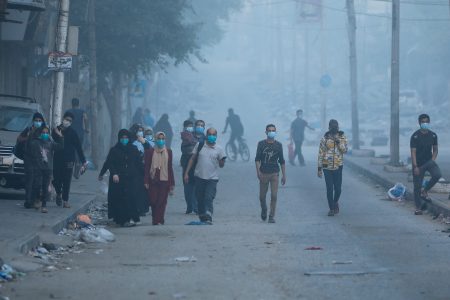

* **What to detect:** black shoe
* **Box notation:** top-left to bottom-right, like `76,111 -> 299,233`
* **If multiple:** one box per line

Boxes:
414,210 -> 423,215
420,202 -> 428,211
261,209 -> 267,221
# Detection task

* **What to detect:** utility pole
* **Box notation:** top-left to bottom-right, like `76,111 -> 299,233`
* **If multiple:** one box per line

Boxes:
304,28 -> 309,111
51,0 -> 70,128
390,0 -> 400,165
346,0 -> 360,150
88,0 -> 99,166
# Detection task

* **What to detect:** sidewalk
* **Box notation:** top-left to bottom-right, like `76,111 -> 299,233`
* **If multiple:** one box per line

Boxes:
346,152 -> 450,217
0,170 -> 100,262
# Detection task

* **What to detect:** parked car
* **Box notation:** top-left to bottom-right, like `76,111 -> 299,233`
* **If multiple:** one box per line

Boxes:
0,94 -> 42,189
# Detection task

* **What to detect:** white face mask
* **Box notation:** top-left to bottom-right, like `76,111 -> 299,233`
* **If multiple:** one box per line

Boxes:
62,120 -> 72,128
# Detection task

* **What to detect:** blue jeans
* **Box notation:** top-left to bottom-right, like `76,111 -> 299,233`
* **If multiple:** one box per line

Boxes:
195,177 -> 218,222
323,166 -> 343,210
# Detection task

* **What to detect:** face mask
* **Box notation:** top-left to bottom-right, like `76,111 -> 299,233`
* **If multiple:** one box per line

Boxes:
195,127 -> 205,134
120,138 -> 129,146
207,135 -> 217,144
186,127 -> 194,133
156,139 -> 165,148
41,133 -> 49,141
267,131 -> 276,139
145,135 -> 153,142
420,123 -> 430,130
63,120 -> 72,128
33,121 -> 43,128
137,131 -> 144,138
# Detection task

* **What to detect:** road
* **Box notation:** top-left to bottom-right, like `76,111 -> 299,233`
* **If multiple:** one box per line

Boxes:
5,147 -> 450,300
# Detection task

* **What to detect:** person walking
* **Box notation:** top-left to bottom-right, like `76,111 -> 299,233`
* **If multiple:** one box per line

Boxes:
28,126 -> 64,213
143,108 -> 155,128
290,109 -> 314,166
222,108 -> 244,158
255,124 -> 286,224
18,112 -> 46,209
129,123 -> 151,216
52,112 -> 87,208
99,129 -> 141,227
154,114 -> 174,148
180,120 -> 197,214
410,114 -> 441,215
66,98 -> 89,179
144,127 -> 155,148
144,132 -> 175,225
184,128 -> 226,224
188,110 -> 196,124
317,119 -> 348,216
194,119 -> 206,144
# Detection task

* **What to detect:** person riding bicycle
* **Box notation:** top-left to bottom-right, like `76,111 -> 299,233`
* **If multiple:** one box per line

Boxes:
222,108 -> 244,156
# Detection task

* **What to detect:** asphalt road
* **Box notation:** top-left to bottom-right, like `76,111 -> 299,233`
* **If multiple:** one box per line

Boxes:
5,147 -> 450,300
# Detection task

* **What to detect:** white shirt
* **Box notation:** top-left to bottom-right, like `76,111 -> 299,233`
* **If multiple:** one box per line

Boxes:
193,142 -> 226,180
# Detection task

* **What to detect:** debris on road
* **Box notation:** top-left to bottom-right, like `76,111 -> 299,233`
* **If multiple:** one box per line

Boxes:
387,183 -> 406,201
305,268 -> 388,276
0,264 -> 25,282
78,228 -> 115,243
305,246 -> 323,250
174,256 -> 197,263
185,221 -> 212,225
332,261 -> 353,265
173,292 -> 187,299
94,249 -> 104,255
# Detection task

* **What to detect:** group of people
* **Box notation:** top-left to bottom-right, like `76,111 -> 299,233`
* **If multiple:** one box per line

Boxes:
19,100 -> 88,213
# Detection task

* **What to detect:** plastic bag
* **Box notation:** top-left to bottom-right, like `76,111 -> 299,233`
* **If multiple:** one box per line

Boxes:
387,183 -> 406,201
78,228 -> 115,243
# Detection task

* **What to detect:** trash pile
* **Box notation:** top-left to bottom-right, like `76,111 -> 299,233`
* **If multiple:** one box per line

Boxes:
59,211 -> 115,244
0,261 -> 25,283
387,183 -> 406,201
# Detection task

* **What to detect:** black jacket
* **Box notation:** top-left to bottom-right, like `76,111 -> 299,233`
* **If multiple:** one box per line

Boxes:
53,126 -> 86,164
28,135 -> 64,170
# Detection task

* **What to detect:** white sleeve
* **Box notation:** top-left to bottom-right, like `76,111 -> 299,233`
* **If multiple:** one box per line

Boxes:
192,142 -> 199,155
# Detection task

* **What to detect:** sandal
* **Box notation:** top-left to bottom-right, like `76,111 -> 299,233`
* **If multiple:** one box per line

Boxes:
414,210 -> 423,215
41,207 -> 48,213
63,201 -> 71,208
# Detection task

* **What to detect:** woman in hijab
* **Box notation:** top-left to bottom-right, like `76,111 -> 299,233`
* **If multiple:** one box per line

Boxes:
144,132 -> 175,225
153,114 -> 174,148
317,119 -> 348,216
99,129 -> 141,227
129,123 -> 150,216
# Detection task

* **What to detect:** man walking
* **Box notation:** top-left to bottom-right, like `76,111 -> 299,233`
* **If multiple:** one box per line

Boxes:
66,98 -> 89,178
255,124 -> 286,223
184,128 -> 226,224
410,114 -> 441,215
290,109 -> 314,166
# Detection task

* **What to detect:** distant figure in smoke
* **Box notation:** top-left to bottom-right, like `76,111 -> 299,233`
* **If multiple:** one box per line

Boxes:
154,114 -> 173,148
188,110 -> 196,124
98,129 -> 141,227
410,114 -> 441,215
66,98 -> 89,179
290,109 -> 314,166
317,119 -> 348,217
132,107 -> 145,126
143,108 -> 155,128
222,108 -> 244,158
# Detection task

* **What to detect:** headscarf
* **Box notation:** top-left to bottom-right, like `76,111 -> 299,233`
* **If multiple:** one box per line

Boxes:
150,132 -> 169,181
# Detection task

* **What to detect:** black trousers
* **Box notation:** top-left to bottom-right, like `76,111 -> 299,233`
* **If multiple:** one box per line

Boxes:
53,162 -> 74,202
323,166 -> 343,210
32,169 -> 52,207
412,160 -> 442,209
294,139 -> 305,165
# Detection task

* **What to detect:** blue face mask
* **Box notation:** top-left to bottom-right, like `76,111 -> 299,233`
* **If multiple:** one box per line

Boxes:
137,131 -> 144,138
267,131 -> 277,139
156,139 -> 165,148
34,121 -> 43,128
420,123 -> 430,130
195,127 -> 205,134
186,127 -> 194,133
41,133 -> 49,141
120,138 -> 129,146
207,135 -> 217,144
145,135 -> 153,142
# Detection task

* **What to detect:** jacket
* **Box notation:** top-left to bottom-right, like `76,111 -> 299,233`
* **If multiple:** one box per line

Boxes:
318,131 -> 348,171
28,135 -> 64,170
144,148 -> 175,187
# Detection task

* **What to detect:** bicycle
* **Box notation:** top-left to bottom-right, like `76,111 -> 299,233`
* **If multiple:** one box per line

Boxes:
225,137 -> 250,162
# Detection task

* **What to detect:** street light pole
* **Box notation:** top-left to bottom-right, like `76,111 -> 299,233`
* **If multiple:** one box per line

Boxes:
390,0 -> 400,165
52,0 -> 70,128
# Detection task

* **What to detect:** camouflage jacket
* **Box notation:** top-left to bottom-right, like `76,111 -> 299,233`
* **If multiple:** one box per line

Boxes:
318,131 -> 348,170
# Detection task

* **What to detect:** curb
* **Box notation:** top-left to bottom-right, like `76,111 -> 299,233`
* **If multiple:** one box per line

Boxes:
346,157 -> 450,217
17,194 -> 99,254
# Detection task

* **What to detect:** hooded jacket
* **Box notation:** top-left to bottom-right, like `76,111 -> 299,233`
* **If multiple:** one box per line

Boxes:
318,131 -> 348,171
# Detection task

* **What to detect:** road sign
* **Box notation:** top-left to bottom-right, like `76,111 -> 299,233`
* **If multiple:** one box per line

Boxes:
320,74 -> 332,88
48,51 -> 72,71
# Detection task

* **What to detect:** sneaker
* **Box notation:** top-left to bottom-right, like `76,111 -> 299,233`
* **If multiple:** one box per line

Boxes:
56,194 -> 62,206
334,203 -> 339,214
414,210 -> 423,215
268,217 -> 275,223
261,209 -> 267,221
41,207 -> 48,213
63,201 -> 71,208
328,210 -> 335,216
